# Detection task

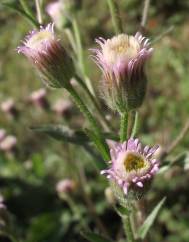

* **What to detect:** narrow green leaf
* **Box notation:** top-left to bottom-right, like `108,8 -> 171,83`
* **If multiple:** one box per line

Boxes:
138,197 -> 166,239
1,1 -> 39,27
115,205 -> 130,217
31,125 -> 116,146
31,125 -> 89,145
31,125 -> 109,170
85,128 -> 109,161
19,0 -> 35,20
81,231 -> 112,242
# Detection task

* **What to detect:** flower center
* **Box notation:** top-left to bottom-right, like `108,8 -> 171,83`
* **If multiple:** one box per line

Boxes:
27,31 -> 54,49
124,153 -> 145,172
102,34 -> 140,65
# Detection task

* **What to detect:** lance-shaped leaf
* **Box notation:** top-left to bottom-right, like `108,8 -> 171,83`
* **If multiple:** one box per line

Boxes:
31,125 -> 117,146
1,0 -> 38,27
31,125 -> 89,145
81,231 -> 112,242
137,197 -> 166,239
85,128 -> 110,161
31,125 -> 107,169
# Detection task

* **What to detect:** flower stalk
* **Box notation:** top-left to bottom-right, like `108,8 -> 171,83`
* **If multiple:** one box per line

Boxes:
72,18 -> 95,96
75,76 -> 111,132
122,213 -> 135,242
120,111 -> 128,142
66,84 -> 110,160
131,111 -> 139,138
106,0 -> 123,34
35,0 -> 43,24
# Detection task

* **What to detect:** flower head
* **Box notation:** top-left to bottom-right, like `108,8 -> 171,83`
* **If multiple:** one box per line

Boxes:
46,1 -> 68,29
0,135 -> 17,152
52,98 -> 73,116
17,23 -> 74,88
101,138 -> 159,198
1,98 -> 18,118
46,0 -> 78,29
56,179 -> 76,194
92,33 -> 153,112
0,129 -> 6,142
29,88 -> 49,109
1,98 -> 14,113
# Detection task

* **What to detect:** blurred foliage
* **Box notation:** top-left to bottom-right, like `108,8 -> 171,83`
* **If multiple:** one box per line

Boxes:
0,0 -> 189,242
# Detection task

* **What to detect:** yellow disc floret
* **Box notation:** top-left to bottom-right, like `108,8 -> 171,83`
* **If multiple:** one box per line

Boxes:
124,152 -> 145,172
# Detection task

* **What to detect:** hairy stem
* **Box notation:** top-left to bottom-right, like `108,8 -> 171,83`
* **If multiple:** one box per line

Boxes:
35,0 -> 43,24
131,111 -> 139,138
66,85 -> 110,160
106,0 -> 123,34
72,18 -> 95,95
140,0 -> 151,32
75,75 -> 111,132
122,215 -> 135,242
120,112 -> 128,142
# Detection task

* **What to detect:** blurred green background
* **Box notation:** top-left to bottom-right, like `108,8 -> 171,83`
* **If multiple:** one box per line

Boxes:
0,0 -> 189,241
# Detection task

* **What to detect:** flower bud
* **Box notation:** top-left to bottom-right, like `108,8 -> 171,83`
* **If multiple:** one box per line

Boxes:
105,187 -> 116,205
101,138 -> 159,201
0,135 -> 17,153
1,98 -> 18,119
0,129 -> 6,142
52,98 -> 73,117
17,23 -> 74,88
29,88 -> 49,109
46,1 -> 70,29
46,0 -> 82,29
92,33 -> 153,112
56,179 -> 76,195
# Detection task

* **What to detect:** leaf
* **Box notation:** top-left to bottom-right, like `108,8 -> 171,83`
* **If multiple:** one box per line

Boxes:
114,205 -> 130,217
31,125 -> 89,145
137,197 -> 166,239
31,125 -> 108,170
85,128 -> 110,161
1,1 -> 39,27
81,231 -> 112,242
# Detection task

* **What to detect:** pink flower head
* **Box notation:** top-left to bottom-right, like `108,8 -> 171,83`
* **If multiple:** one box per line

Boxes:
101,138 -> 159,197
92,33 -> 153,112
52,98 -> 73,116
56,179 -> 76,194
46,1 -> 65,29
0,135 -> 17,152
1,98 -> 18,118
1,98 -> 15,113
30,88 -> 49,109
0,129 -> 6,142
17,23 -> 73,88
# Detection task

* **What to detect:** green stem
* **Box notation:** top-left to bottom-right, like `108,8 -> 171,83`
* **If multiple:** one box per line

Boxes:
66,85 -> 110,160
63,194 -> 81,219
75,75 -> 111,132
120,112 -> 128,142
72,18 -> 95,96
106,0 -> 123,34
35,0 -> 43,24
131,111 -> 139,138
122,215 -> 135,242
65,28 -> 77,54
